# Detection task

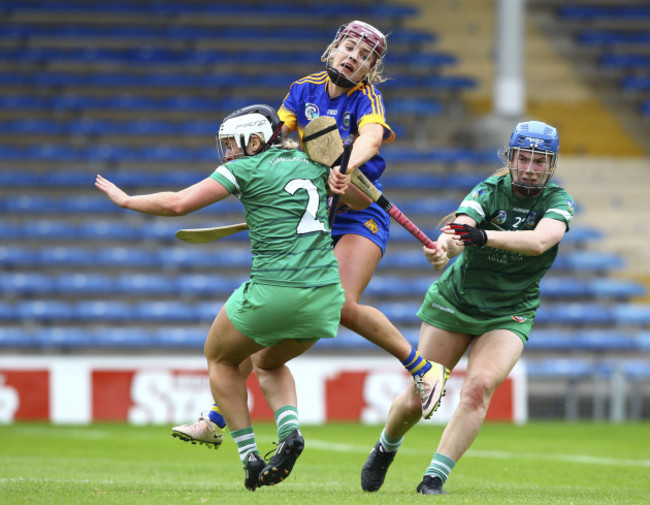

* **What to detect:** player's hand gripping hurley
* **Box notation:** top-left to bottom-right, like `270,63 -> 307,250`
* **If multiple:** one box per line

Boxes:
328,134 -> 354,228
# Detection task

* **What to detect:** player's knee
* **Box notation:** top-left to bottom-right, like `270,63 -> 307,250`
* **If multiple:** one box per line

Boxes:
460,377 -> 494,411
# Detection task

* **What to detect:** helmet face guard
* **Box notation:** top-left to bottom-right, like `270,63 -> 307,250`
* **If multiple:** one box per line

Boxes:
216,104 -> 283,162
322,20 -> 387,88
506,121 -> 559,198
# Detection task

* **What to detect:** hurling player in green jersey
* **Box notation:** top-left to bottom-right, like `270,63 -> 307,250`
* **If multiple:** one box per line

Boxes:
361,121 -> 575,495
96,104 -> 365,491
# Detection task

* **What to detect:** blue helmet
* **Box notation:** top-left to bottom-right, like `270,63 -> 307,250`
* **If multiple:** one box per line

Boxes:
508,121 -> 559,154
506,121 -> 559,197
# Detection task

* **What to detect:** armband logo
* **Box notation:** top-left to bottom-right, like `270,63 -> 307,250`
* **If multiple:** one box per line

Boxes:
567,199 -> 575,216
469,189 -> 483,200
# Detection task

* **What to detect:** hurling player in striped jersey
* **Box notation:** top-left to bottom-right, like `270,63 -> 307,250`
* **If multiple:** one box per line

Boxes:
279,19 -> 449,414
361,121 -> 575,495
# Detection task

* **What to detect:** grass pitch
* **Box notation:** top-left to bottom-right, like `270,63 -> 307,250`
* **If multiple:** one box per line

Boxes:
1,421 -> 648,505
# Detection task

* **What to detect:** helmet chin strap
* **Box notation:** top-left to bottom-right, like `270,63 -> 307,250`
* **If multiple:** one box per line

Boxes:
326,66 -> 357,89
512,182 -> 543,198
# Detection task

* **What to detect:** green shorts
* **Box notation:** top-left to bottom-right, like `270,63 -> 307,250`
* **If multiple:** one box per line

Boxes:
416,284 -> 534,344
225,281 -> 345,347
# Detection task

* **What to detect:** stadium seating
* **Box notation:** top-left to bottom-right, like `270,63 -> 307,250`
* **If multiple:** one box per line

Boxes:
0,0 -> 649,422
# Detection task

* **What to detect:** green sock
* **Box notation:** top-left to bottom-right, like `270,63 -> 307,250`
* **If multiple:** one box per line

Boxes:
379,428 -> 403,452
425,452 -> 456,483
275,406 -> 300,441
230,426 -> 259,466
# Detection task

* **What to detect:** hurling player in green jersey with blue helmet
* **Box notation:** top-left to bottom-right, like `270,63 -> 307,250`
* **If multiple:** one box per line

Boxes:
96,104 -> 365,491
361,121 -> 575,495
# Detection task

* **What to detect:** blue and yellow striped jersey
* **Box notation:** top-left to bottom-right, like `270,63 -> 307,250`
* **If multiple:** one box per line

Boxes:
278,71 -> 394,184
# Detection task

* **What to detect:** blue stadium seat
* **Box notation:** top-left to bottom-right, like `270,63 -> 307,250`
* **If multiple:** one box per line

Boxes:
175,274 -> 244,296
153,327 -> 206,347
526,330 -> 579,350
558,5 -> 650,21
379,250 -> 430,269
195,301 -> 225,322
526,358 -> 597,378
97,247 -> 155,267
0,221 -> 20,240
140,221 -> 181,242
0,94 -> 51,110
77,220 -> 141,240
393,198 -> 459,216
577,30 -> 650,48
613,304 -> 650,326
590,278 -> 646,299
93,327 -> 155,347
60,195 -> 119,214
133,300 -> 198,322
0,246 -> 38,266
386,98 -> 444,116
0,302 -> 19,321
536,302 -> 616,326
158,247 -> 251,269
2,195 -> 56,213
600,53 -> 650,70
38,247 -> 96,266
22,219 -> 79,240
540,277 -> 591,298
574,330 -> 639,352
34,327 -> 93,348
17,300 -> 75,321
115,273 -> 176,294
365,275 -> 432,297
0,327 -> 37,347
54,273 -> 114,295
0,272 -> 54,295
552,251 -> 624,273
75,300 -> 133,321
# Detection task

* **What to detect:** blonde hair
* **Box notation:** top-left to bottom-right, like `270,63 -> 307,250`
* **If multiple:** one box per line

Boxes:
253,133 -> 299,152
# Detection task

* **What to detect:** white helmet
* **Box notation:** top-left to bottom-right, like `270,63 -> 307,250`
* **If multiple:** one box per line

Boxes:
216,104 -> 283,162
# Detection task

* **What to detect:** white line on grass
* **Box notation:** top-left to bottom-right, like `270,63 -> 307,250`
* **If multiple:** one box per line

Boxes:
306,439 -> 650,468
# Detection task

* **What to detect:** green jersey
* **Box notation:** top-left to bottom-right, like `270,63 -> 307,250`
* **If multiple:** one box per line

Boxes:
437,174 -> 575,317
211,148 -> 339,287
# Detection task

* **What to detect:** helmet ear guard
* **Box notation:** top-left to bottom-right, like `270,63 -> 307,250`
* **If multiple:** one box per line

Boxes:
216,104 -> 284,161
506,121 -> 559,197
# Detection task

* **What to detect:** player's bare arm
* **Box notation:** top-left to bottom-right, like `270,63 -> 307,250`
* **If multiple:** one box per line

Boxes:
482,217 -> 566,255
444,216 -> 566,256
95,175 -> 230,216
348,122 -> 383,173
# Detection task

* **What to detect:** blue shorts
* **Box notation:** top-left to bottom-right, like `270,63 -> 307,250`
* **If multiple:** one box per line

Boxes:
331,202 -> 390,255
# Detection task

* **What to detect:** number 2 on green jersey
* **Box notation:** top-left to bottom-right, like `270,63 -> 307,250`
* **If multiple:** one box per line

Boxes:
284,178 -> 328,234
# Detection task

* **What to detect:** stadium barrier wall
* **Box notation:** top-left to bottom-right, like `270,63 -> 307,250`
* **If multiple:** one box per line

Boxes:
0,355 -> 527,425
